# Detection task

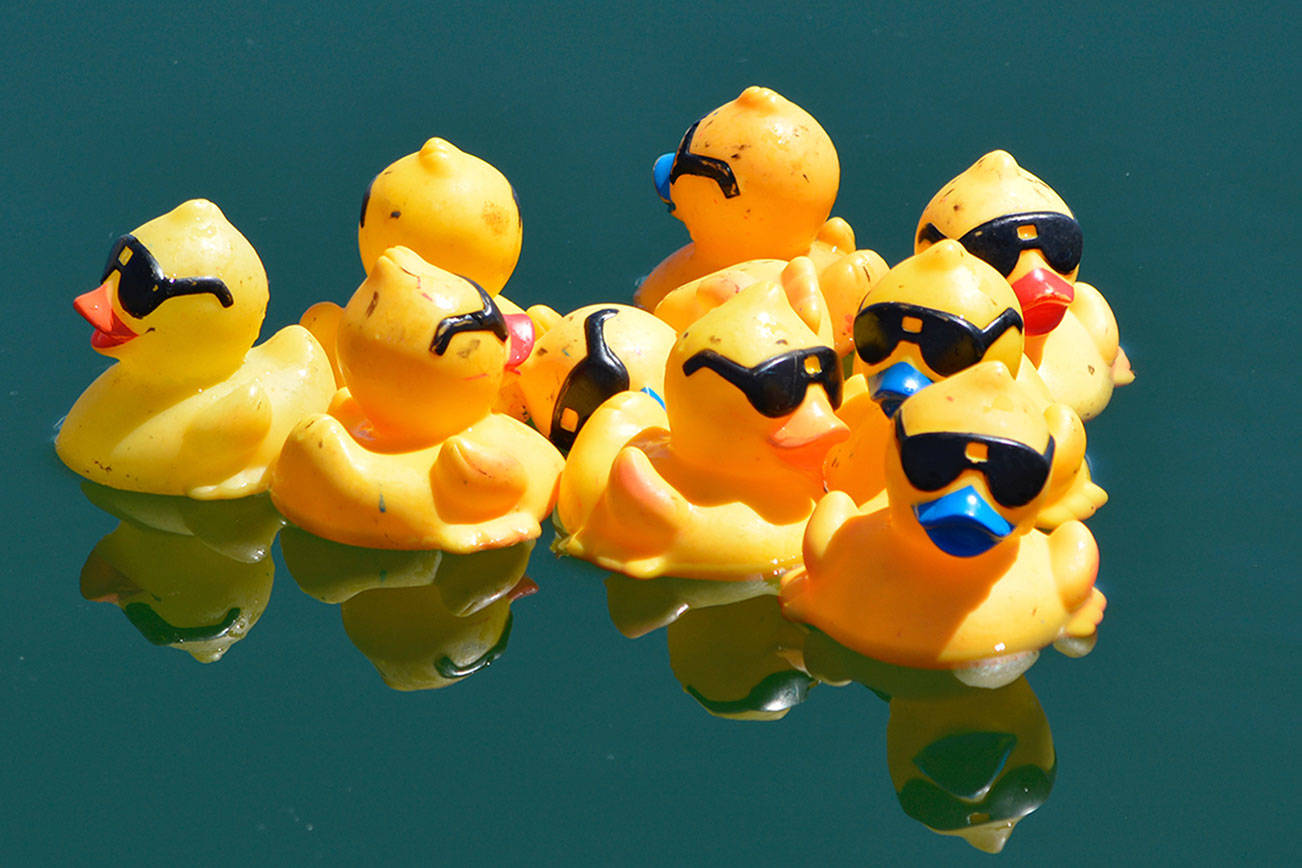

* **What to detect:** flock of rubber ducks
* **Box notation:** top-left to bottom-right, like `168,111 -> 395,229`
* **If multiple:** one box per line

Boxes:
57,85 -> 1131,687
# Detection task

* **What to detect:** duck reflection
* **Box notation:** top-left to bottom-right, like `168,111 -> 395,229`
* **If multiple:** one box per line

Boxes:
603,575 -> 814,720
887,677 -> 1054,854
802,625 -> 1056,853
77,481 -> 283,662
280,527 -> 535,690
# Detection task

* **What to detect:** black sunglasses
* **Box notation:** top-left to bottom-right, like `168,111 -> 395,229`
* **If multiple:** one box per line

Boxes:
854,303 -> 1022,377
683,346 -> 842,418
918,211 -> 1082,277
668,120 -> 741,199
894,414 -> 1054,508
430,280 -> 509,356
549,308 -> 630,453
101,234 -> 234,319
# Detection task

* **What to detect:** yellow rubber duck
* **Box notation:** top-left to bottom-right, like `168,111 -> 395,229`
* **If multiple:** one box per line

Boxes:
916,150 -> 1133,420
825,240 -> 1106,527
300,137 -> 538,410
516,303 -> 677,452
781,362 -> 1106,674
635,86 -> 881,314
270,246 -> 564,552
555,257 -> 849,581
56,199 -> 335,499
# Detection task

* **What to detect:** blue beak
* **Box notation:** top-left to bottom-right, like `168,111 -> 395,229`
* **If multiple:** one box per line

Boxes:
913,485 -> 1013,558
653,152 -> 674,208
868,361 -> 933,418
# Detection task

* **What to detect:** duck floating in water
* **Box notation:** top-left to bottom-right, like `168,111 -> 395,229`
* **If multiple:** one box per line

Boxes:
782,362 -> 1106,681
915,150 -> 1133,419
825,240 -> 1106,527
270,246 -> 563,552
555,257 -> 849,581
56,199 -> 335,499
636,86 -> 880,317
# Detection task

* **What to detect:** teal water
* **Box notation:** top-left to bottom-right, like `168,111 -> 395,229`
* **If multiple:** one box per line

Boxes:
3,1 -> 1296,863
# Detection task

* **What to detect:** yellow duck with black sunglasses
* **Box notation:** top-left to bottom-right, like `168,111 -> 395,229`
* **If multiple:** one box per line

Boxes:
824,240 -> 1107,528
269,247 -> 563,552
916,150 -> 1133,420
635,86 -> 884,329
554,257 -> 849,581
56,199 -> 335,499
781,361 -> 1106,681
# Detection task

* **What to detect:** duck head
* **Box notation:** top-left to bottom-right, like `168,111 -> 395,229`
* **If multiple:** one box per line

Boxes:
664,257 -> 848,481
886,362 -> 1057,558
75,199 -> 267,384
653,86 -> 839,261
337,246 -> 510,444
358,138 -> 522,294
517,303 -> 676,453
853,240 -> 1025,416
916,151 -> 1080,336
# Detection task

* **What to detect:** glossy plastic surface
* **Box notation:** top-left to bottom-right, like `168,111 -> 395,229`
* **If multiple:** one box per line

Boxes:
55,200 -> 336,499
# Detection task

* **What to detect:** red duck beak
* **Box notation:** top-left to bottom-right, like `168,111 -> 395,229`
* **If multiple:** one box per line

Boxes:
75,283 -> 137,349
1010,268 -> 1075,336
503,313 -> 535,372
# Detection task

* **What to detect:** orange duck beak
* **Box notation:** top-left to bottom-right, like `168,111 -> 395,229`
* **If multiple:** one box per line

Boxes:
767,388 -> 850,475
75,282 -> 137,350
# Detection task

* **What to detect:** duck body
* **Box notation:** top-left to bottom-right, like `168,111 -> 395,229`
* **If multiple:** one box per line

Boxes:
782,499 -> 1101,669
270,247 -> 563,553
55,199 -> 334,499
556,260 -> 849,581
274,402 -> 560,552
782,362 -> 1106,674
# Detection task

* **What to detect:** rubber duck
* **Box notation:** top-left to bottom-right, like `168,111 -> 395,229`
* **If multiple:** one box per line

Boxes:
77,484 -> 283,663
516,303 -> 676,452
916,150 -> 1133,419
888,677 -> 1055,853
653,250 -> 888,359
56,200 -> 335,499
781,362 -> 1106,677
300,138 -> 537,409
555,257 -> 849,581
666,593 -> 815,721
635,86 -> 880,313
270,247 -> 564,552
341,573 -> 537,691
824,240 -> 1107,527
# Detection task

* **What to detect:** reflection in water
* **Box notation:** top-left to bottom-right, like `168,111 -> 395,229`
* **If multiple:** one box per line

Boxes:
601,574 -> 1061,852
887,677 -> 1054,854
666,594 -> 813,721
281,526 -> 536,691
77,482 -> 283,662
